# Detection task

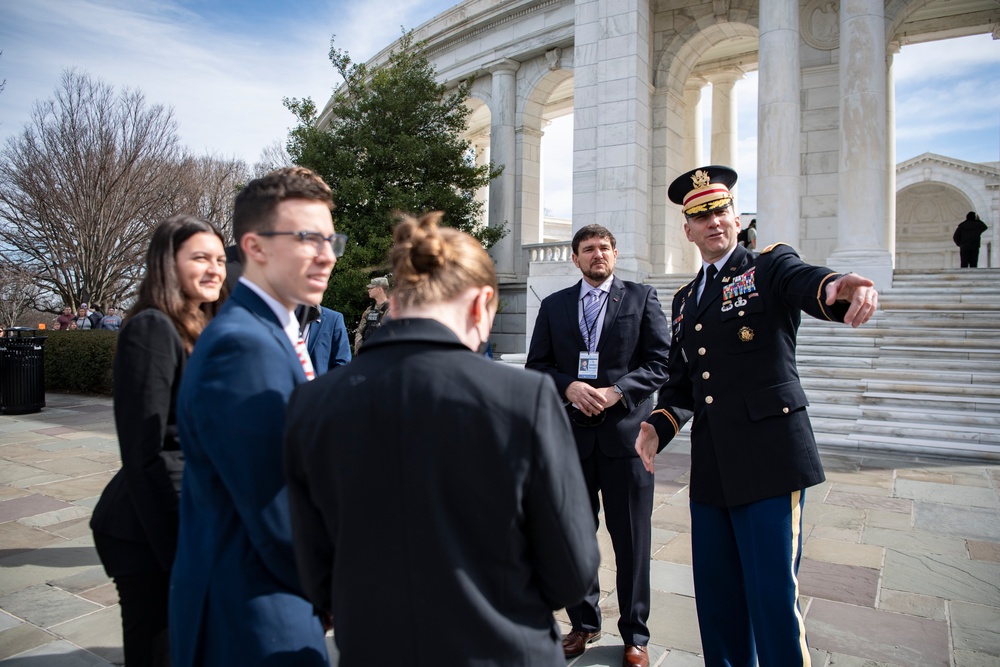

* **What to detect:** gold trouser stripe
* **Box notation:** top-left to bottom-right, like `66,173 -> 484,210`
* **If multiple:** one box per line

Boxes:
790,490 -> 811,666
650,408 -> 679,436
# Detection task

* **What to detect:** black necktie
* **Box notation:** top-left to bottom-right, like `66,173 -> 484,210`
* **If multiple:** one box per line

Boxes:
698,264 -> 718,306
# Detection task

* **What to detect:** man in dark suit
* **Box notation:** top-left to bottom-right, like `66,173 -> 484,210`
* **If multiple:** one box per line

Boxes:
635,165 -> 879,666
300,304 -> 351,373
170,167 -> 346,666
526,224 -> 670,667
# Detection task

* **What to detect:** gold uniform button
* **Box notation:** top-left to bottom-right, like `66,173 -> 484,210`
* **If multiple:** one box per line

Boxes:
698,347 -> 706,356
695,323 -> 703,331
705,396 -> 714,404
738,310 -> 745,317
782,407 -> 790,414
702,371 -> 710,380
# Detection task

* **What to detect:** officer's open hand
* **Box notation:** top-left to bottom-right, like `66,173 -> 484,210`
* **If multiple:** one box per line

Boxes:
825,272 -> 878,327
634,422 -> 659,473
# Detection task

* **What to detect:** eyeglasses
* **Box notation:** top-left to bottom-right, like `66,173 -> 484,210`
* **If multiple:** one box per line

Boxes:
256,231 -> 348,258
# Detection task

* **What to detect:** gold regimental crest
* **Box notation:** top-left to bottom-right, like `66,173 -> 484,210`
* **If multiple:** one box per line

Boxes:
738,326 -> 754,342
691,169 -> 711,189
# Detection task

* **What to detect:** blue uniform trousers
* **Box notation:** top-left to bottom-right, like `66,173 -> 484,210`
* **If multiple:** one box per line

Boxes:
690,490 -> 810,667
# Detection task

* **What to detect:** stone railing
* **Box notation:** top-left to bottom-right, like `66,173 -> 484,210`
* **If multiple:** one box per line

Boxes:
526,241 -> 573,263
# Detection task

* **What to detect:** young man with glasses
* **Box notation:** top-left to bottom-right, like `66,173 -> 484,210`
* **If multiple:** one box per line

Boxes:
171,167 -> 345,666
526,224 -> 670,667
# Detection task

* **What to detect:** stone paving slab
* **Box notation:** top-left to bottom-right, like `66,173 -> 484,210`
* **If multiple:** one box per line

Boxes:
882,549 -> 1000,606
1,394 -> 999,666
914,502 -> 1000,542
807,598 -> 950,667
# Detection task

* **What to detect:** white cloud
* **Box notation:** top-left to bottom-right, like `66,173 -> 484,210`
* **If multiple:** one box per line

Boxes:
0,0 -> 458,164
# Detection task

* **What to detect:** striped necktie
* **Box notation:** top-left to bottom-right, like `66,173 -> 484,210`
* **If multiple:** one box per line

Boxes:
580,288 -> 603,352
293,334 -> 316,381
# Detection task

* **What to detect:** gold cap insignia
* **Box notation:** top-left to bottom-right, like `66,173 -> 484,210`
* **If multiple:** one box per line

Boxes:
738,326 -> 754,342
691,170 -> 711,189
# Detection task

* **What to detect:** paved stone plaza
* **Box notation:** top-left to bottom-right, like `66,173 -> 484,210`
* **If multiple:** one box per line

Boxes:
0,393 -> 998,666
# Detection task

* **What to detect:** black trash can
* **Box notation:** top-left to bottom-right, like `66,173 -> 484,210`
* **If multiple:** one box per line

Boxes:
1,328 -> 47,415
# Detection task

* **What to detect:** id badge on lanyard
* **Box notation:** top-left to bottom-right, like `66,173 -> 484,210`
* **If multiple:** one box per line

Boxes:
578,351 -> 599,379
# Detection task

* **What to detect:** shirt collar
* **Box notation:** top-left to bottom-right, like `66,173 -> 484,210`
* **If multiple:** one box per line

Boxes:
578,275 -> 614,300
239,276 -> 299,342
702,246 -> 737,274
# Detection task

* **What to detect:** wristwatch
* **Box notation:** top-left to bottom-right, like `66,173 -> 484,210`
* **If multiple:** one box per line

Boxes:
613,384 -> 624,399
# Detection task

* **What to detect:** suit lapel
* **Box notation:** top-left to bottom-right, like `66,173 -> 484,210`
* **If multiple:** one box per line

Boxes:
564,280 -> 588,350
597,277 -> 625,352
231,284 -> 307,381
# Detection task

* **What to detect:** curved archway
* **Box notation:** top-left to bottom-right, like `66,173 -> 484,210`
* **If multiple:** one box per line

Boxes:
895,182 -> 974,269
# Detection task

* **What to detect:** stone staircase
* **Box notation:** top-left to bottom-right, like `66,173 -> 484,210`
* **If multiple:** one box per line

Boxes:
645,269 -> 1000,461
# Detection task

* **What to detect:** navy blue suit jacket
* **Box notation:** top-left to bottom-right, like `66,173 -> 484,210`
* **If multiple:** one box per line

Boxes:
526,276 -> 671,458
307,307 -> 351,374
170,283 -> 327,666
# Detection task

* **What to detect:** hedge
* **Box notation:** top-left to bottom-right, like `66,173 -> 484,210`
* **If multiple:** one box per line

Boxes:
42,330 -> 117,395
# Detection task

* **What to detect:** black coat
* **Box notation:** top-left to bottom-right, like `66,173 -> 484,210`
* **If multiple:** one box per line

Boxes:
649,243 -> 850,507
953,217 -> 988,249
284,318 -> 600,667
91,308 -> 184,573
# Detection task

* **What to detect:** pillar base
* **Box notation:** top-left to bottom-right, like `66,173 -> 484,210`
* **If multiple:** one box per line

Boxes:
825,248 -> 894,293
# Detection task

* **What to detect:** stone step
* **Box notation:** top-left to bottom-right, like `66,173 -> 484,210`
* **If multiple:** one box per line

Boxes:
859,404 -> 1000,428
796,354 -> 876,369
852,419 -> 1000,443
877,299 -> 1000,311
798,365 -> 1000,385
876,345 -> 1000,359
862,391 -> 1000,411
863,379 -> 1000,398
869,356 -> 1000,373
800,319 -> 1000,334
849,433 -> 1000,460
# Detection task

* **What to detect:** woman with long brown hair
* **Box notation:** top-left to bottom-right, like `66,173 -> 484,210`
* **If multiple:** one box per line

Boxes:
91,214 -> 227,667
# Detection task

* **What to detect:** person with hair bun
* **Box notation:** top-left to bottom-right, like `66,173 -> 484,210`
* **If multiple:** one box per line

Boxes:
284,212 -> 600,667
91,214 -> 227,667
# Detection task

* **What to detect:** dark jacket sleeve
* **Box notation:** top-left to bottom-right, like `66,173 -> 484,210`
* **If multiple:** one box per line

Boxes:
526,296 -> 578,398
647,291 -> 695,450
284,386 -> 335,613
523,375 -> 600,608
330,311 -> 352,368
614,285 -> 671,410
113,310 -> 184,569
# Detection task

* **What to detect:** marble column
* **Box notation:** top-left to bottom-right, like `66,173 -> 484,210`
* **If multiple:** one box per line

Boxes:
683,79 -> 705,169
885,42 -> 899,264
756,0 -> 801,247
706,70 -> 741,171
828,0 -> 893,289
472,136 -> 490,228
488,58 -> 520,279
572,0 -> 652,280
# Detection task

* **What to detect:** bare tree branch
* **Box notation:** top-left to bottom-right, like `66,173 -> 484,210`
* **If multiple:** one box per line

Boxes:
0,70 -> 249,311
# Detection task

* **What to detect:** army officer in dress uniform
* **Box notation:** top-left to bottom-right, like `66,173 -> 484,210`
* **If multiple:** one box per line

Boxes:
635,165 -> 878,667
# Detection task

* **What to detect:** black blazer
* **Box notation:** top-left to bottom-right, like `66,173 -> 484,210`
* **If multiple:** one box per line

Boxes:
91,308 -> 185,573
284,318 -> 600,667
649,243 -> 850,507
526,276 -> 671,458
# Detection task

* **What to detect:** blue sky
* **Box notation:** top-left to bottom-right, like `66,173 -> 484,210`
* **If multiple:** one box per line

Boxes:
1,1 -> 997,220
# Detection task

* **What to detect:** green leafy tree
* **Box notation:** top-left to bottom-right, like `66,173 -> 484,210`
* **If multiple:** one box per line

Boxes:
284,32 -> 504,334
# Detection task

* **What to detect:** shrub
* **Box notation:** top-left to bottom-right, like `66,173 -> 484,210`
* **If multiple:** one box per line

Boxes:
43,330 -> 117,395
